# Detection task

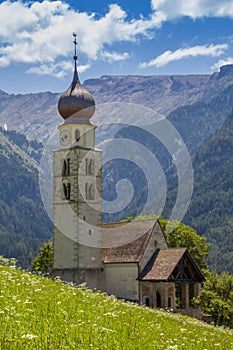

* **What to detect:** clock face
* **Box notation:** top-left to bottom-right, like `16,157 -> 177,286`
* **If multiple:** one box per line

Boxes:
60,129 -> 71,145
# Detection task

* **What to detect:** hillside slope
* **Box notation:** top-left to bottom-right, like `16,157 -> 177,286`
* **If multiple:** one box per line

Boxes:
1,265 -> 233,349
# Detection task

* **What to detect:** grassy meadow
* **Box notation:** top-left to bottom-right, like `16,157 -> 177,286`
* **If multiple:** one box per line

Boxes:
0,265 -> 233,349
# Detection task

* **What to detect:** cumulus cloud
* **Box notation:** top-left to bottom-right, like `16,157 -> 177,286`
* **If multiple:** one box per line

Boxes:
101,51 -> 130,63
212,57 -> 233,70
0,1 -> 165,77
1,0 -> 232,78
27,61 -> 90,78
151,0 -> 233,19
140,44 -> 228,68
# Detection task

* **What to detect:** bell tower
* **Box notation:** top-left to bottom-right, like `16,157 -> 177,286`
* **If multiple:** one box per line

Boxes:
53,35 -> 104,289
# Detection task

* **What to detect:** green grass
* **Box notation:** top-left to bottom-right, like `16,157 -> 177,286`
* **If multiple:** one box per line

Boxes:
0,266 -> 233,349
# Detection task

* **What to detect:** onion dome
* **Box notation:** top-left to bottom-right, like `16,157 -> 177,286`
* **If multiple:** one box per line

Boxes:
58,36 -> 95,123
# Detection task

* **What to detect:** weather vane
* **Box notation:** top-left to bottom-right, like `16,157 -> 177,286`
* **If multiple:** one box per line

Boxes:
73,33 -> 78,58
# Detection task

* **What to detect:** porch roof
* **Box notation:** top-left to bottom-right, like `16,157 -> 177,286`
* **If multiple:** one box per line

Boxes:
139,248 -> 205,283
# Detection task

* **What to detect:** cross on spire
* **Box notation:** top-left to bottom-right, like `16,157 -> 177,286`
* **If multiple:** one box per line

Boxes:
73,33 -> 78,60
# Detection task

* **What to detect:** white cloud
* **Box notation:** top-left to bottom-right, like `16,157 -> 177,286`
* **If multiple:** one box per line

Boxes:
212,57 -> 233,70
27,60 -> 90,78
1,0 -> 232,78
140,44 -> 228,68
0,1 -> 165,77
101,51 -> 130,63
151,0 -> 233,19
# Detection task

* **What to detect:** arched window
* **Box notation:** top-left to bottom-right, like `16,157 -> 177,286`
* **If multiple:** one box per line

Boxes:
75,129 -> 80,141
62,159 -> 70,176
66,183 -> 71,200
89,159 -> 94,175
89,183 -> 94,200
85,158 -> 89,175
85,183 -> 94,200
85,183 -> 89,200
62,160 -> 67,176
85,158 -> 94,175
62,182 -> 71,200
62,183 -> 67,199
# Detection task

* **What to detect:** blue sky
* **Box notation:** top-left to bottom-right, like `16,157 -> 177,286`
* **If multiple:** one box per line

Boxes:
1,0 -> 233,94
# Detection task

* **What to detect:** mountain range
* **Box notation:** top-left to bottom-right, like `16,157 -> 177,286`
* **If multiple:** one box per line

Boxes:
0,65 -> 233,272
1,64 -> 233,142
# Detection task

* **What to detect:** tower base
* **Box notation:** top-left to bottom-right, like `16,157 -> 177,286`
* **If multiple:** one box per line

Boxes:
52,268 -> 105,291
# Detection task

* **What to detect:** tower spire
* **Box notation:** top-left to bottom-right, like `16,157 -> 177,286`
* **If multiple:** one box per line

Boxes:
57,33 -> 95,122
71,33 -> 79,91
73,32 -> 78,61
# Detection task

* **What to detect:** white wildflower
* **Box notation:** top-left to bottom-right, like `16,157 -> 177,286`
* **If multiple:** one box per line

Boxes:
22,334 -> 37,339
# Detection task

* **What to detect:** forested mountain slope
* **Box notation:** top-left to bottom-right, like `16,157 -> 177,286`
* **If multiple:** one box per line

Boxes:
183,113 -> 233,273
168,83 -> 233,152
0,128 -> 51,267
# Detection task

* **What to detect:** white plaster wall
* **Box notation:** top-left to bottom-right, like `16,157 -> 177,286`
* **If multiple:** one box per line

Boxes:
105,263 -> 139,301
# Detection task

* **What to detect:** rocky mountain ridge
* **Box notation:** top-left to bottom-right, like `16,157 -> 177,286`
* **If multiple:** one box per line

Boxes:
1,65 -> 233,142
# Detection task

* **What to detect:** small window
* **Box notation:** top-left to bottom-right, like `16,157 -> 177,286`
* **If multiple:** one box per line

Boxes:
75,129 -> 80,141
62,159 -> 70,176
89,183 -> 94,200
62,182 -> 71,200
89,230 -> 92,236
89,159 -> 94,175
62,183 -> 67,199
85,183 -> 89,200
85,158 -> 89,175
66,183 -> 71,200
67,159 -> 70,175
85,183 -> 94,200
85,158 -> 94,175
62,160 -> 67,176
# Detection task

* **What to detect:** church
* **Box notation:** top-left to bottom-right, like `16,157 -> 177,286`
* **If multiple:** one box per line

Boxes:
53,38 -> 205,318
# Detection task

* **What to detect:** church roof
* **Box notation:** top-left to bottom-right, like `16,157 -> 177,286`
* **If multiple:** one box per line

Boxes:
102,219 -> 157,263
139,248 -> 205,283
